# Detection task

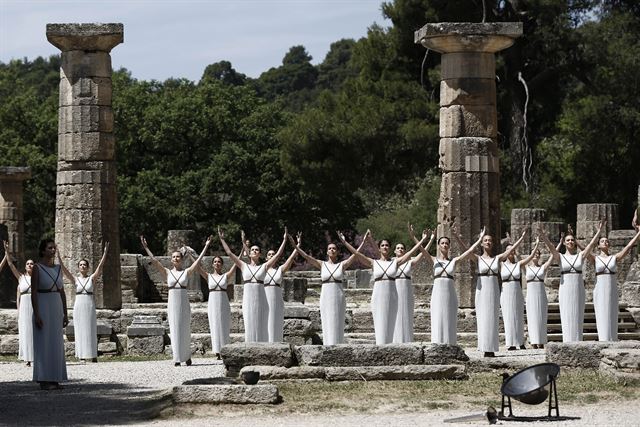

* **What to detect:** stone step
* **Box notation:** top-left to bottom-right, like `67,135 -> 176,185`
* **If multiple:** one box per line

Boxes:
544,322 -> 638,332
547,331 -> 640,341
545,311 -> 635,322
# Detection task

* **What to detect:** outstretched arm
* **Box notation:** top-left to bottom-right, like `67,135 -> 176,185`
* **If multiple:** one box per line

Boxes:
537,225 -> 561,264
582,220 -> 605,262
455,227 -> 487,262
280,232 -> 301,273
140,235 -> 168,280
265,228 -> 288,270
633,209 -> 638,231
90,242 -> 110,280
340,230 -> 372,269
186,236 -> 213,275
497,230 -> 527,261
218,227 -> 244,269
397,229 -> 431,265
556,232 -> 565,252
240,230 -> 251,258
288,234 -> 322,270
56,251 -> 76,284
616,228 -> 640,261
2,241 -> 20,280
409,224 -> 434,265
520,238 -> 540,266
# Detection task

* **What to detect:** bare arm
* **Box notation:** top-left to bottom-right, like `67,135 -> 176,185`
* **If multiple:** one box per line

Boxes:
633,208 -> 638,231
186,236 -> 213,275
409,224 -> 434,265
582,220 -> 605,262
497,230 -> 528,261
3,241 -> 22,281
0,252 -> 6,275
56,251 -> 76,284
240,230 -> 251,258
397,229 -> 431,265
339,230 -> 372,269
60,286 -> 69,327
455,227 -> 487,262
538,225 -> 561,263
90,242 -> 110,280
265,229 -> 288,270
280,232 -> 301,273
520,239 -> 540,266
616,229 -> 640,261
288,234 -> 322,270
218,227 -> 244,269
140,235 -> 168,280
556,232 -> 565,251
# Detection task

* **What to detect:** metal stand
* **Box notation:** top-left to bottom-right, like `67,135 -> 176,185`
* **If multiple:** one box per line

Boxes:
548,376 -> 559,417
501,392 -> 513,417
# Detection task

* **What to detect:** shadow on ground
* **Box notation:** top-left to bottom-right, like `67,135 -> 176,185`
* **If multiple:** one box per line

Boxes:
0,380 -> 172,425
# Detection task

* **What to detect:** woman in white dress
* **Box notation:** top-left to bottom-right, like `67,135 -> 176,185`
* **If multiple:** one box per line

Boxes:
141,235 -> 211,366
30,239 -> 68,390
263,232 -> 301,342
289,231 -> 369,345
592,224 -> 640,341
540,221 -> 604,342
339,229 -> 430,345
219,227 -> 287,343
57,243 -> 108,362
413,227 -> 485,345
2,244 -> 33,365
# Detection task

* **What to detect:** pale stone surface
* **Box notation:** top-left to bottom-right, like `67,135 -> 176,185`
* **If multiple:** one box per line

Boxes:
576,203 -> 619,241
441,53 -> 495,79
415,22 -> 523,53
546,341 -> 640,369
440,78 -> 496,106
324,364 -> 468,381
221,343 -> 295,375
0,310 -> 18,334
294,344 -> 423,367
283,303 -> 309,319
600,348 -> 640,372
283,318 -> 315,337
510,208 -> 546,255
438,137 -> 497,172
172,384 -> 279,404
0,167 -> 31,267
240,365 -> 326,380
439,104 -> 497,138
0,334 -> 19,355
423,344 -> 469,364
127,336 -> 164,356
46,23 -> 124,52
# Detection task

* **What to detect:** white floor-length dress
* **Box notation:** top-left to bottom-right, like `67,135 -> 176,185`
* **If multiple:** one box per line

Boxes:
264,266 -> 285,342
500,261 -> 525,347
594,255 -> 618,341
371,259 -> 398,345
241,262 -> 268,342
73,276 -> 97,359
207,273 -> 231,354
18,275 -> 34,362
431,258 -> 458,345
476,257 -> 500,353
320,261 -> 345,345
393,260 -> 414,343
167,268 -> 192,362
525,265 -> 548,345
32,263 -> 67,383
559,252 -> 585,342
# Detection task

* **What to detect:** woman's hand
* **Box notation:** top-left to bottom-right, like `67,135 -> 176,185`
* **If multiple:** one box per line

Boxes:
140,235 -> 148,249
218,227 -> 225,240
63,314 -> 69,328
35,315 -> 43,329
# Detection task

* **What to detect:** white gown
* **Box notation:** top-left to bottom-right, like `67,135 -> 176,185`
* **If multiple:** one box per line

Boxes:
320,261 -> 346,345
500,261 -> 525,347
393,260 -> 414,343
18,275 -> 34,362
33,263 -> 67,383
476,257 -> 500,352
73,276 -> 97,359
525,265 -> 548,345
241,262 -> 268,342
207,273 -> 231,353
559,252 -> 585,342
167,268 -> 192,362
371,259 -> 398,345
594,255 -> 618,341
264,266 -> 285,342
431,258 -> 458,345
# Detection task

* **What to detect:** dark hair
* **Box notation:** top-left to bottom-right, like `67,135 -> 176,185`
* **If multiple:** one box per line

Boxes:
38,239 -> 55,257
564,233 -> 576,241
395,242 -> 406,250
212,256 -> 224,265
78,258 -> 90,268
437,236 -> 450,244
378,239 -> 391,248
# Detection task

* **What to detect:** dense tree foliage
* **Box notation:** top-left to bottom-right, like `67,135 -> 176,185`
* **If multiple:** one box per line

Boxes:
0,1 -> 638,257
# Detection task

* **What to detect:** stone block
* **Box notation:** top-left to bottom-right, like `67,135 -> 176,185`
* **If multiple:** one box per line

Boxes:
576,204 -> 619,240
600,348 -> 640,372
441,52 -> 495,79
423,344 -> 469,364
0,310 -> 18,334
546,341 -> 640,369
348,309 -> 373,332
56,167 -> 116,185
621,283 -> 640,307
127,336 -> 164,356
172,384 -> 279,404
440,78 -> 496,106
0,334 -> 19,355
282,277 -> 307,303
57,132 -> 115,162
65,341 -> 75,357
221,343 -> 295,375
439,104 -> 497,138
438,137 -> 497,172
59,76 -> 112,107
283,318 -> 315,337
294,344 -> 423,367
58,105 -> 113,134
59,50 -> 113,78
47,23 -> 123,52
240,365 -> 325,380
189,309 -> 209,333
324,364 -> 468,381
283,303 -> 309,319
98,341 -> 117,353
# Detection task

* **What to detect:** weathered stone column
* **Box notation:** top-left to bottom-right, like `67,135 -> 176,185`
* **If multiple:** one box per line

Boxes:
510,208 -> 546,255
0,167 -> 31,263
47,23 -> 123,309
415,22 -> 522,306
576,203 -> 618,243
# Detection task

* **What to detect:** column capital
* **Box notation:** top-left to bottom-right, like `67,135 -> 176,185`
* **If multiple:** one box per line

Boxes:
415,22 -> 522,53
0,166 -> 31,182
46,23 -> 123,52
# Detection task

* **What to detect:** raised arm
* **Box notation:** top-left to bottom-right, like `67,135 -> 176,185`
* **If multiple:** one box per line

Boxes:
582,220 -> 605,262
340,230 -> 372,269
90,242 -> 110,280
632,208 -> 638,231
556,232 -> 565,252
520,238 -> 540,266
186,235 -> 213,275
218,227 -> 244,269
615,228 -> 640,261
0,251 -> 6,274
409,224 -> 434,265
140,235 -> 168,280
397,229 -> 431,265
2,241 -> 20,280
280,232 -> 301,273
240,230 -> 251,258
455,227 -> 487,262
56,250 -> 76,284
537,225 -> 561,263
265,228 -> 288,270
288,234 -> 322,270
497,230 -> 527,261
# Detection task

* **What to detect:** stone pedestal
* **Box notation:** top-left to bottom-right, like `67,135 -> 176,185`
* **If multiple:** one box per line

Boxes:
0,167 -> 31,264
47,23 -> 123,310
415,22 -> 522,307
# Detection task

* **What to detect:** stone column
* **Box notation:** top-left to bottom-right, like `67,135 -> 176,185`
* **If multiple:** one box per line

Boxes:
576,203 -> 618,244
47,23 -> 123,309
0,167 -> 31,263
415,22 -> 522,306
510,208 -> 546,255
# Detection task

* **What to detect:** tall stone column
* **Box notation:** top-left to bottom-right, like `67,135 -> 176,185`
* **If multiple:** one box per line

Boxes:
0,167 -> 31,263
47,23 -> 123,309
415,22 -> 522,306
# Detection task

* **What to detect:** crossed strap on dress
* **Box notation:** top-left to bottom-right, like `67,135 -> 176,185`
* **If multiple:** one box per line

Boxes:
373,260 -> 395,282
528,266 -> 545,283
596,256 -> 616,276
243,264 -> 264,284
478,257 -> 499,277
36,263 -> 61,292
502,262 -> 520,282
19,275 -> 31,295
208,274 -> 227,292
322,262 -> 342,284
396,262 -> 411,280
76,276 -> 93,295
264,267 -> 281,287
561,254 -> 582,274
168,269 -> 187,289
434,258 -> 454,280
